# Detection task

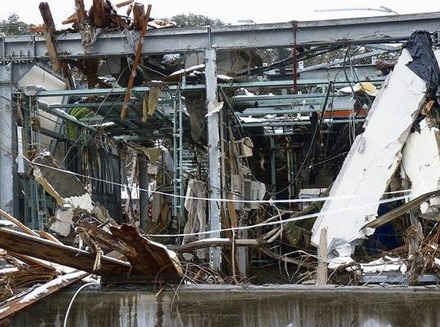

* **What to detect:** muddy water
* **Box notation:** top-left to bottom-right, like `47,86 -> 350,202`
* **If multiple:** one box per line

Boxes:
10,285 -> 440,326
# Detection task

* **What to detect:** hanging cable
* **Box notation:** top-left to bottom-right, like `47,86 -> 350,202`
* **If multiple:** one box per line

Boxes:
63,280 -> 100,327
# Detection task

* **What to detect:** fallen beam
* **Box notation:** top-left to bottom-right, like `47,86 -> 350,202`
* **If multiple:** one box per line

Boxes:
362,189 -> 440,229
39,2 -> 61,72
121,4 -> 152,119
0,227 -> 136,277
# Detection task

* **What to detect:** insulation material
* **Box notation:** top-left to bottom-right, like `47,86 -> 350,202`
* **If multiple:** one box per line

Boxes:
402,118 -> 440,219
311,48 -> 429,257
183,179 -> 208,244
141,82 -> 164,123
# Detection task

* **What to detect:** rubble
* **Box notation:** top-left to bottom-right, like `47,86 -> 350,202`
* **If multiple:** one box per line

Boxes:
3,1 -> 440,320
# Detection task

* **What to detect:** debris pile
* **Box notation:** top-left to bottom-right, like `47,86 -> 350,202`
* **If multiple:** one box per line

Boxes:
3,1 -> 440,322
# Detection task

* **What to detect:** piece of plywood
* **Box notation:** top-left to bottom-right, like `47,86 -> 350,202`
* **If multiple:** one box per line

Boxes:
311,48 -> 430,256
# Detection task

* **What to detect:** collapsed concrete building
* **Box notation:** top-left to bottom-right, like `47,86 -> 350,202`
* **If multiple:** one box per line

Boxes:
2,1 -> 440,318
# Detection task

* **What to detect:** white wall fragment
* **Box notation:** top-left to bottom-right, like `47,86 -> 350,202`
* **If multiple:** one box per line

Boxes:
311,48 -> 431,256
18,66 -> 67,151
402,118 -> 440,219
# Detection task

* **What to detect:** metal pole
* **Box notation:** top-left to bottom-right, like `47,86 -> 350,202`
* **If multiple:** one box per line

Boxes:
205,31 -> 222,271
138,153 -> 149,231
0,62 -> 15,214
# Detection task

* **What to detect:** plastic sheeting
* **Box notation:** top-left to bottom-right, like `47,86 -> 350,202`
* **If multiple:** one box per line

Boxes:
404,30 -> 440,91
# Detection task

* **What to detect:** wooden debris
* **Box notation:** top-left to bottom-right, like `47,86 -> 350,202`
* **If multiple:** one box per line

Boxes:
0,209 -> 40,238
0,270 -> 89,320
132,3 -> 145,30
109,224 -> 182,280
316,227 -> 328,285
62,0 -> 134,26
362,189 -> 440,229
0,227 -> 136,277
38,2 -> 74,88
121,4 -> 152,119
38,2 -> 62,73
169,238 -> 261,253
92,0 -> 107,28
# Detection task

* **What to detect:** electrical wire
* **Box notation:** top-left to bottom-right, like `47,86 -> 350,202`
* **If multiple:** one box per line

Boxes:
25,153 -> 424,206
63,281 -> 100,327
149,192 -> 412,238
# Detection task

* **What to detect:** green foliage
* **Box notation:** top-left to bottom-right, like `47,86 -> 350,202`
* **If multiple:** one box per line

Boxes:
0,13 -> 32,36
169,13 -> 227,28
66,107 -> 94,141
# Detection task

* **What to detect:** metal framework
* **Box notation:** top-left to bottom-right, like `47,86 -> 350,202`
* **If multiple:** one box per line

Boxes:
1,11 -> 440,271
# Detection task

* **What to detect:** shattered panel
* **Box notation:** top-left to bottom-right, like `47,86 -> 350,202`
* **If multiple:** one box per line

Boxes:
402,118 -> 440,219
311,49 -> 430,256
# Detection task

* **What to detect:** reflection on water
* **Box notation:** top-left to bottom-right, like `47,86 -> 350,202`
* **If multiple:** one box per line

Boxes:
11,285 -> 440,326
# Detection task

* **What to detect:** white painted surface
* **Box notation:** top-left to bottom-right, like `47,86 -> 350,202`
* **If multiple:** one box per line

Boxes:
51,207 -> 74,236
18,65 -> 67,151
402,118 -> 440,218
311,48 -> 429,256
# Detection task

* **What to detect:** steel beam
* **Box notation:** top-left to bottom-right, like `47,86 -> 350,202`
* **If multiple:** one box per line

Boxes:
0,63 -> 14,214
1,12 -> 440,61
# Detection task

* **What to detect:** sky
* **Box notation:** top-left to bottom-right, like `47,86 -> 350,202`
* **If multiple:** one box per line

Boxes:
1,0 -> 439,28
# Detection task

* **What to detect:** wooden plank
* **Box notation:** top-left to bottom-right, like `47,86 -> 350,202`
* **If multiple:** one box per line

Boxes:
0,209 -> 40,237
39,2 -> 61,72
93,0 -> 107,27
0,228 -> 136,277
0,270 -> 89,320
316,227 -> 328,285
132,3 -> 145,30
362,189 -> 440,229
121,4 -> 152,119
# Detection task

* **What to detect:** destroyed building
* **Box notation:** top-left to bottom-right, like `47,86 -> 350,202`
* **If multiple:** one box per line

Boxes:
2,0 -> 440,321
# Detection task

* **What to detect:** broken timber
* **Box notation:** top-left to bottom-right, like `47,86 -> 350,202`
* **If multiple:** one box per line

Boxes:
0,227 -> 136,277
0,223 -> 182,282
121,4 -> 152,119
